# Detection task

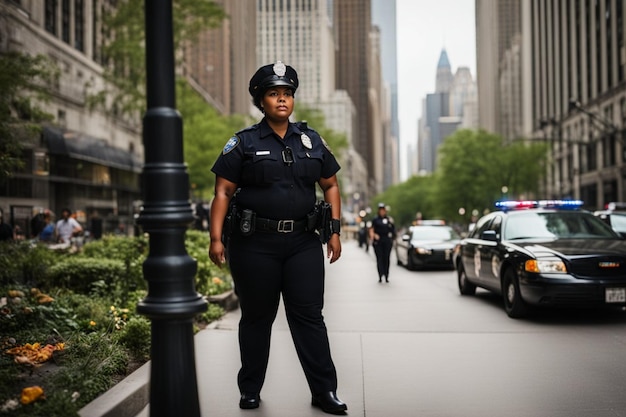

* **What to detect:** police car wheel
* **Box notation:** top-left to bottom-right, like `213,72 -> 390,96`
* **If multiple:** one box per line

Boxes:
457,264 -> 476,295
502,268 -> 528,319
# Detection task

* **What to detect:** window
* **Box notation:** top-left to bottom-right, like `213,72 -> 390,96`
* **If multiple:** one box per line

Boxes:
62,0 -> 70,44
45,0 -> 57,35
75,0 -> 84,51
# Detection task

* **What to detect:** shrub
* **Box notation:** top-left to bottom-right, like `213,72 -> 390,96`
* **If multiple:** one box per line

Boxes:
0,241 -> 60,286
116,316 -> 151,361
185,230 -> 233,296
46,257 -> 126,294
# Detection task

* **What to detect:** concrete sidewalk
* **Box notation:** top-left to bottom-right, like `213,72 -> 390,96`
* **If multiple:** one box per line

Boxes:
80,237 -> 626,417
81,240 -> 385,417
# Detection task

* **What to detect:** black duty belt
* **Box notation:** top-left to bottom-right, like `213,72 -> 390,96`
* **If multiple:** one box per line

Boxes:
255,217 -> 308,233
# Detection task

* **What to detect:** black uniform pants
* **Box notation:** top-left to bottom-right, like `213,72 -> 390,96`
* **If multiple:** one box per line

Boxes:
373,238 -> 393,278
228,230 -> 338,395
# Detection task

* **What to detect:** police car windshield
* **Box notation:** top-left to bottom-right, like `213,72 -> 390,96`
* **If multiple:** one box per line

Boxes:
411,226 -> 459,241
504,211 -> 618,240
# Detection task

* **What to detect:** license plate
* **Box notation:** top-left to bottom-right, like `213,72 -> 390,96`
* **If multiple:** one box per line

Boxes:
605,288 -> 626,303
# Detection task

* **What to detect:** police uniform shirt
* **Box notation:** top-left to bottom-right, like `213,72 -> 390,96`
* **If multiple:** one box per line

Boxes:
371,215 -> 395,240
211,118 -> 340,220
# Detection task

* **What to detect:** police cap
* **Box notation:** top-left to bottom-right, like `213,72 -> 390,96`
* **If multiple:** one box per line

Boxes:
248,61 -> 299,98
378,203 -> 386,209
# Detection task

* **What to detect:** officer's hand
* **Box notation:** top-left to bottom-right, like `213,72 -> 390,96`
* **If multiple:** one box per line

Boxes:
326,234 -> 341,263
209,239 -> 226,268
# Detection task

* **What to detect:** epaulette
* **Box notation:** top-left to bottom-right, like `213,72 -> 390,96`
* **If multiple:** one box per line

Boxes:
236,124 -> 260,135
296,120 -> 318,134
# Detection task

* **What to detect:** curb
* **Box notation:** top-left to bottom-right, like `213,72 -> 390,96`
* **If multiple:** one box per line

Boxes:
77,296 -> 237,417
78,361 -> 150,417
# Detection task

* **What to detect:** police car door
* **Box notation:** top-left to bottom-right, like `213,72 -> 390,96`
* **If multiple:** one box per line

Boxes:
462,214 -> 494,285
478,214 -> 503,291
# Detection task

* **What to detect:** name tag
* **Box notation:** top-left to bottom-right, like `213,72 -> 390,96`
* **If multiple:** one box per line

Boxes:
256,150 -> 270,155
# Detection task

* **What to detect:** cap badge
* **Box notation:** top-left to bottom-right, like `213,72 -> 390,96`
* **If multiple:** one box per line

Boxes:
273,61 -> 287,77
301,133 -> 312,149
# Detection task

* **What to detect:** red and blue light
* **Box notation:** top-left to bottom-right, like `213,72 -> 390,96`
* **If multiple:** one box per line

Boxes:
495,199 -> 584,211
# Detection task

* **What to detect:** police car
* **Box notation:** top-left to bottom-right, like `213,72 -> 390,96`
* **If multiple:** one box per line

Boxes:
396,221 -> 460,270
594,202 -> 626,238
454,200 -> 626,318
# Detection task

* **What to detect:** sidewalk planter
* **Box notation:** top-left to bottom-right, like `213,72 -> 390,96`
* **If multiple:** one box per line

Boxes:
207,289 -> 238,312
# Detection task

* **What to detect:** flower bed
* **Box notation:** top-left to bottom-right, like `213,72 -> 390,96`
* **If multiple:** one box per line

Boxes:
0,231 -> 233,416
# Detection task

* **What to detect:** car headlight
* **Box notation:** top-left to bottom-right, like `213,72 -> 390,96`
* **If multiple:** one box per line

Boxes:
415,247 -> 432,255
525,259 -> 567,273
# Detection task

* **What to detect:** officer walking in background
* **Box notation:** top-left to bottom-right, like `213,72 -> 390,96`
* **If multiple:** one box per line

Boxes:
369,203 -> 396,283
208,61 -> 347,415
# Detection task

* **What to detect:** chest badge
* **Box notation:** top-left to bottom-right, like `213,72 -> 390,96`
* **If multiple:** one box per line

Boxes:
301,133 -> 312,149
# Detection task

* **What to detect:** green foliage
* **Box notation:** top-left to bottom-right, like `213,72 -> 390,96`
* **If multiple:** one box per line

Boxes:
50,332 -> 129,410
80,235 -> 148,303
371,129 -> 548,228
0,241 -> 61,286
178,80 -> 250,198
185,230 -> 233,295
296,105 -> 348,159
91,0 -> 226,116
371,175 -> 439,227
198,302 -> 225,324
116,316 -> 151,361
0,231 -> 231,416
46,257 -> 127,294
0,52 -> 57,182
436,129 -> 547,221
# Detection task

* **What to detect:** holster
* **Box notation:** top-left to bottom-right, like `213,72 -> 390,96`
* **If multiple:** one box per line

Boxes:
311,201 -> 332,244
221,190 -> 240,245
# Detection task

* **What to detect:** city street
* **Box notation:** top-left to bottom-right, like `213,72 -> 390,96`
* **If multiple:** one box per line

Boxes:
141,238 -> 626,417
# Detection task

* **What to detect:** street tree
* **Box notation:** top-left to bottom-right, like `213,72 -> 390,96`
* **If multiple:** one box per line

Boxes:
178,81 -> 249,199
436,129 -> 547,222
372,175 -> 438,227
0,52 -> 57,183
295,105 -> 348,158
89,0 -> 226,116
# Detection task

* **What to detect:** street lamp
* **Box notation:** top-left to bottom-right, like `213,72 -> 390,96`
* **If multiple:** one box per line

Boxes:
136,2 -> 207,416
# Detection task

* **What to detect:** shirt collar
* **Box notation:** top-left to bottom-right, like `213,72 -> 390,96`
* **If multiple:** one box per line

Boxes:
259,118 -> 299,139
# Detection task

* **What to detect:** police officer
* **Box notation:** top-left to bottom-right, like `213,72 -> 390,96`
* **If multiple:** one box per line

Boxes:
208,61 -> 347,415
369,203 -> 396,282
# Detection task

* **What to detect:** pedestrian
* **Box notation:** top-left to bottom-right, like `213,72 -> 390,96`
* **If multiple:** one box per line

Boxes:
0,209 -> 13,241
55,208 -> 83,244
369,203 -> 396,282
38,210 -> 55,243
208,61 -> 347,415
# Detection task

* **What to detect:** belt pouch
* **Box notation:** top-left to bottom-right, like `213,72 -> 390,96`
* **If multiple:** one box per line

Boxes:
239,209 -> 256,236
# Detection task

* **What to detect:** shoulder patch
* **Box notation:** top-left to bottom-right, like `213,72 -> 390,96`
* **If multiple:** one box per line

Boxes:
222,136 -> 240,155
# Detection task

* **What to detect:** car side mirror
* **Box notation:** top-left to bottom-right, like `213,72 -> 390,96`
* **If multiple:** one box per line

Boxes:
481,230 -> 498,242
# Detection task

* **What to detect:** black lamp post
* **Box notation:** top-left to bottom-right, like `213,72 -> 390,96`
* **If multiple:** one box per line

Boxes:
136,1 -> 207,416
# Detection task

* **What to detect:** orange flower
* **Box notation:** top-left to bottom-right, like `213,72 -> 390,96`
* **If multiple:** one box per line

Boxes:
20,386 -> 44,405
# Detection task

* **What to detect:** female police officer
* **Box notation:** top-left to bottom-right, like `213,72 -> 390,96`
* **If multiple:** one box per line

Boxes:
208,61 -> 347,415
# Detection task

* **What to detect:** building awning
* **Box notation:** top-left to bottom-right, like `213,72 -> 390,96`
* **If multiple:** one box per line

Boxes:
42,126 -> 142,172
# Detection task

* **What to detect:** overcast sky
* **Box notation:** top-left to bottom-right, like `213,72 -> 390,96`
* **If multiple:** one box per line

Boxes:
396,0 -> 477,180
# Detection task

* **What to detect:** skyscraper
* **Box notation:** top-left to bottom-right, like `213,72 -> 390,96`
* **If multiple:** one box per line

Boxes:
335,0 -> 375,192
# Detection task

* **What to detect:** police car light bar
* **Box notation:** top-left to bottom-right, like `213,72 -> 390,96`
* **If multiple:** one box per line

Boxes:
495,200 -> 584,211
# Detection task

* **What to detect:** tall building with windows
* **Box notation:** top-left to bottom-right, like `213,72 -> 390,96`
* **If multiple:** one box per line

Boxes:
183,0 -> 257,116
335,0 -> 375,195
476,1 -> 626,209
0,0 -> 142,237
371,0 -> 399,187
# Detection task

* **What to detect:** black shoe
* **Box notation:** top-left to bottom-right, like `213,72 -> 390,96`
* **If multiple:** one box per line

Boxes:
312,391 -> 347,415
239,392 -> 260,409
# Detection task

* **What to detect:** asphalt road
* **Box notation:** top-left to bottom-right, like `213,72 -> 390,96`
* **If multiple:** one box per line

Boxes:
140,238 -> 626,417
